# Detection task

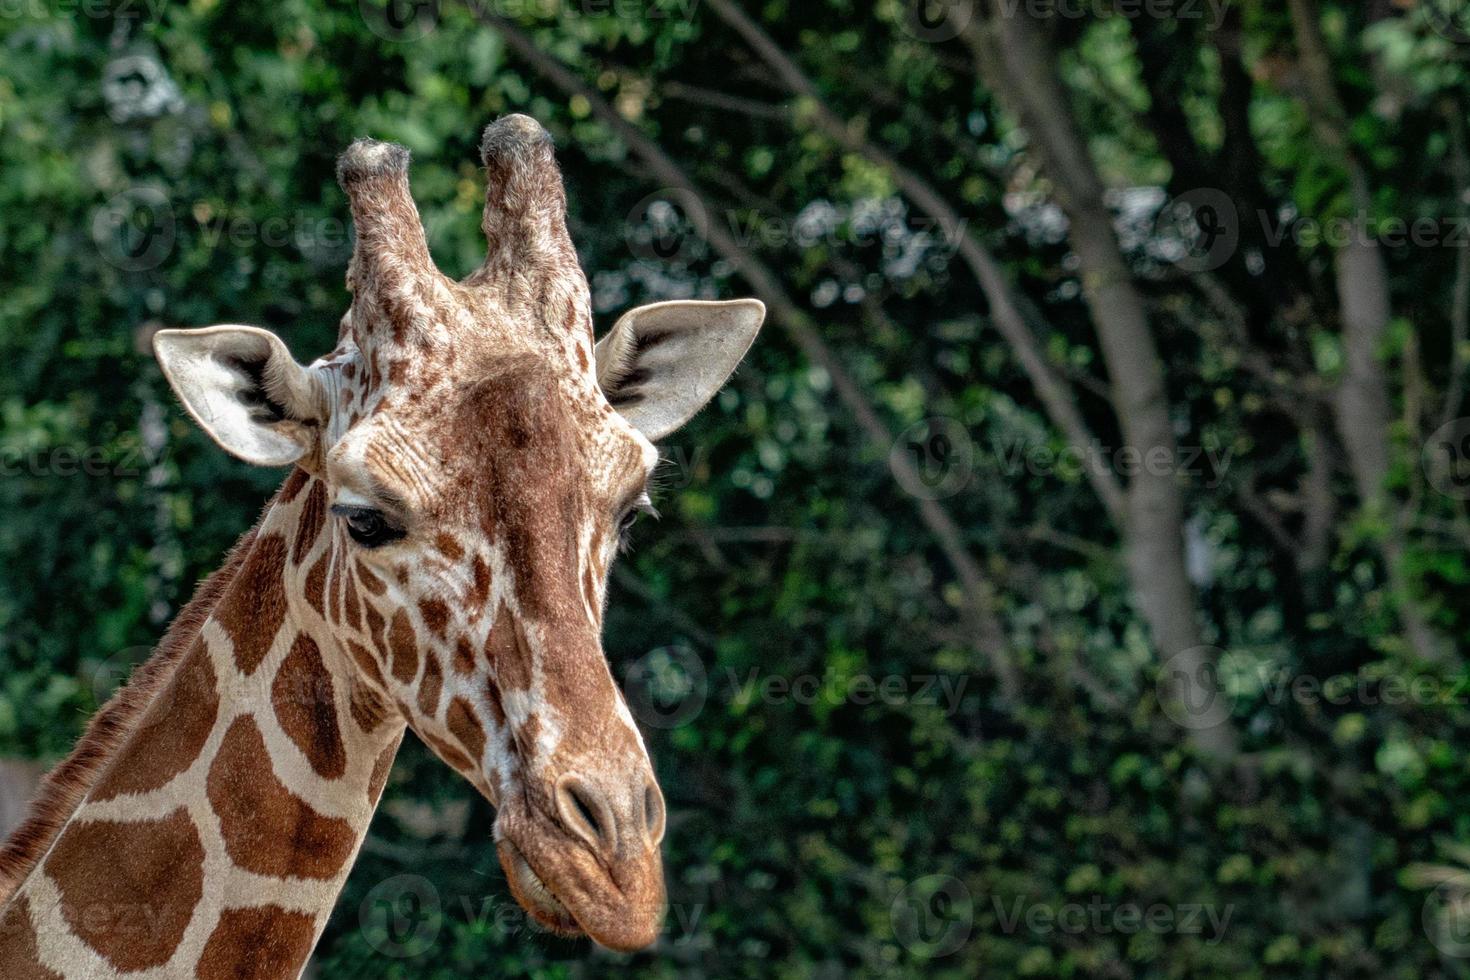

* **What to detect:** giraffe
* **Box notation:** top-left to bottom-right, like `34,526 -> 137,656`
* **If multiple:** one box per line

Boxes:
0,114 -> 764,978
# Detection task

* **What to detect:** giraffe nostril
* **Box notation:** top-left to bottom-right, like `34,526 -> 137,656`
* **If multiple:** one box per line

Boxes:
556,775 -> 613,852
554,774 -> 664,853
644,782 -> 666,844
570,786 -> 601,838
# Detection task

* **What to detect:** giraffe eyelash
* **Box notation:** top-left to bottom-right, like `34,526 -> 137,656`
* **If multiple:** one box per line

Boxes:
617,492 -> 657,554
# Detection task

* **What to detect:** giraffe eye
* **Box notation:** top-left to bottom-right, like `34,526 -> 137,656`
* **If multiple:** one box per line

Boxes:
617,492 -> 656,553
331,504 -> 405,549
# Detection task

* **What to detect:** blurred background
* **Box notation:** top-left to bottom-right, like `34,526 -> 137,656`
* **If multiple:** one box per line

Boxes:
2,0 -> 1470,976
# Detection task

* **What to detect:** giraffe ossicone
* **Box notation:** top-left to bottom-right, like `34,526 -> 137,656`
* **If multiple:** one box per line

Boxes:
0,114 -> 763,977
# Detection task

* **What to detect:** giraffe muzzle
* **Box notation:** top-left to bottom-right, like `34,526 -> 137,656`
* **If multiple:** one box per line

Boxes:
493,777 -> 668,952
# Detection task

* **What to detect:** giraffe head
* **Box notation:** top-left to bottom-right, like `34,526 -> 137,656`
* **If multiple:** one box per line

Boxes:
150,116 -> 763,951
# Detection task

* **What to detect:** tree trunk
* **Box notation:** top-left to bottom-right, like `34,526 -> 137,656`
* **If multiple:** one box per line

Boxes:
963,5 -> 1240,761
1287,0 -> 1447,664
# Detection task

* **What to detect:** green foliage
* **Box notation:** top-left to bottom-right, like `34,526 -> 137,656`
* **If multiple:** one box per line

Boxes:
1,1 -> 1469,977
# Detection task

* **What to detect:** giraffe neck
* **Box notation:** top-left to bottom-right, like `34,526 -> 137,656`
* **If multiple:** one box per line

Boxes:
0,470 -> 406,979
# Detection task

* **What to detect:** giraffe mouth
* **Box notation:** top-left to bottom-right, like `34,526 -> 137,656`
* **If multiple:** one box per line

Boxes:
498,838 -> 582,937
492,787 -> 666,951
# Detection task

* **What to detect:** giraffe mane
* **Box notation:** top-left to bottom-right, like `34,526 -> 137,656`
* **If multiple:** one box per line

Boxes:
0,519 -> 264,905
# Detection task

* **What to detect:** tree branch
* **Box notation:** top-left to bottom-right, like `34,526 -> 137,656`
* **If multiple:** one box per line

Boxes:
704,0 -> 1125,525
658,80 -> 788,120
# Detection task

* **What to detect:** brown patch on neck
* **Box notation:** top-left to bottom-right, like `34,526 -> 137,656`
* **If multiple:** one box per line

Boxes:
365,603 -> 387,653
272,633 -> 347,780
220,532 -> 290,674
44,807 -> 205,971
0,522 -> 260,907
196,905 -> 318,980
304,549 -> 330,615
350,679 -> 390,735
420,731 -> 475,772
418,598 -> 450,639
292,479 -> 329,563
90,639 -> 219,802
279,466 -> 311,503
343,572 -> 363,631
344,640 -> 392,736
206,716 -> 356,880
357,558 -> 386,595
446,697 -> 486,762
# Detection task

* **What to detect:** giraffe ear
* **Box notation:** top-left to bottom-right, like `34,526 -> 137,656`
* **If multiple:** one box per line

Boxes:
153,325 -> 325,467
595,299 -> 764,441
